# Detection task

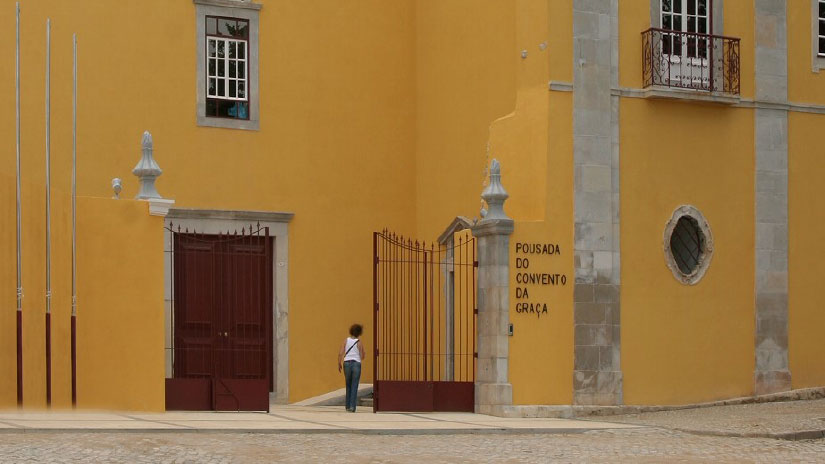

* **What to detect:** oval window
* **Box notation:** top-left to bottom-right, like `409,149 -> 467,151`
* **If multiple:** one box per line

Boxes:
663,206 -> 713,285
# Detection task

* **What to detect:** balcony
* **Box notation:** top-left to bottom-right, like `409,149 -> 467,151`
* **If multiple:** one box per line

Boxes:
642,28 -> 740,99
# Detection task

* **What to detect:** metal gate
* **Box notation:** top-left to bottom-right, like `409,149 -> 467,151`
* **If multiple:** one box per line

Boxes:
164,223 -> 273,412
373,230 -> 477,412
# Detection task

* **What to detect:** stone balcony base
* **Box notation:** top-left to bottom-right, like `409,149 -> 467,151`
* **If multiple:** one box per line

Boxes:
641,85 -> 741,105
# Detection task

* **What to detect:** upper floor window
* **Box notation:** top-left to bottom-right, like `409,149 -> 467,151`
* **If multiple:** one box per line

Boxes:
642,0 -> 740,95
195,0 -> 260,131
661,0 -> 709,59
818,0 -> 825,56
206,16 -> 249,120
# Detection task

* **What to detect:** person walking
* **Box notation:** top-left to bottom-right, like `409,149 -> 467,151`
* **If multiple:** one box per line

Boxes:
338,324 -> 366,412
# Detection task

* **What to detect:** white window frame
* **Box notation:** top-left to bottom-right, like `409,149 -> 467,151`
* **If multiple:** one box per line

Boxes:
660,0 -> 710,60
195,0 -> 260,131
659,0 -> 711,88
651,0 -> 726,91
206,36 -> 249,103
815,0 -> 825,72
819,0 -> 825,57
651,0 -> 722,35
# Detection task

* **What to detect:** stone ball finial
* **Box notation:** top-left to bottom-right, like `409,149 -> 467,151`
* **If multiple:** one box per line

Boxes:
480,159 -> 510,221
133,130 -> 163,199
112,178 -> 122,199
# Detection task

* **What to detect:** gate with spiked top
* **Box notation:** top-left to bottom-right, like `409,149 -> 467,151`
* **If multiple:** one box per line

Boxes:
373,230 -> 477,412
164,222 -> 273,412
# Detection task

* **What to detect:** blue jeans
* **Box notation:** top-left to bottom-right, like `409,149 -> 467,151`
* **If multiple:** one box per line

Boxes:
343,361 -> 361,411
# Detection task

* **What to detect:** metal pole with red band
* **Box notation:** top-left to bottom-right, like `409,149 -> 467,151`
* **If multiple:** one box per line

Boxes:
71,33 -> 78,408
15,1 -> 24,408
45,17 -> 52,408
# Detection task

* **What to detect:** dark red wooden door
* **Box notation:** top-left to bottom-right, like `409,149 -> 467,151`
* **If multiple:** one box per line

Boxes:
216,237 -> 272,411
173,238 -> 219,381
166,231 -> 272,412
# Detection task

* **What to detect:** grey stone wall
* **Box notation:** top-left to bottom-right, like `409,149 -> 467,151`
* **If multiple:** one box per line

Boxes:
754,0 -> 791,395
572,0 -> 622,406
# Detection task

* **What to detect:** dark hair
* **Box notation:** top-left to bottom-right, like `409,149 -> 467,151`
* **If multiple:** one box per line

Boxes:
349,324 -> 363,338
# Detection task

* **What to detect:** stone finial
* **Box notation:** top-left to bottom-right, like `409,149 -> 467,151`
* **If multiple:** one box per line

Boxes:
480,159 -> 510,221
132,131 -> 163,199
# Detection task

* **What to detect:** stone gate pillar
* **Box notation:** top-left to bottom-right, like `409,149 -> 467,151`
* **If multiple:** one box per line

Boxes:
472,159 -> 514,416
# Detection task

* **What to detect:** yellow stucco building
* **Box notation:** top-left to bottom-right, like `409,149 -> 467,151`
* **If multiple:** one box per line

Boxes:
0,0 -> 823,413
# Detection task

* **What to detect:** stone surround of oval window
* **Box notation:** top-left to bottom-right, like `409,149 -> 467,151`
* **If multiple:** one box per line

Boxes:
663,205 -> 714,285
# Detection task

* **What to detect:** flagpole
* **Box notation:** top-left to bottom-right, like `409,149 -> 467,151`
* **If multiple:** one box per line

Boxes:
71,33 -> 78,408
45,18 -> 52,408
15,2 -> 24,408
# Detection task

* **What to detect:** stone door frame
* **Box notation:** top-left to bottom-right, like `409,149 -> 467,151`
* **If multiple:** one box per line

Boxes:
164,208 -> 293,405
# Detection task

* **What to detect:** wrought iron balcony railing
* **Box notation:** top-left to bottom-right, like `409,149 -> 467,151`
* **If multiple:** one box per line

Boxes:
642,27 -> 740,95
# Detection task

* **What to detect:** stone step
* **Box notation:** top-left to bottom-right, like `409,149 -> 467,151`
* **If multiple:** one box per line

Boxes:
292,384 -> 373,407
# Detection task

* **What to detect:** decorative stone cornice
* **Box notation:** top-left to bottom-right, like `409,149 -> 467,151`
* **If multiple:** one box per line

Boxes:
193,0 -> 262,10
149,198 -> 176,217
167,208 -> 295,223
585,86 -> 825,115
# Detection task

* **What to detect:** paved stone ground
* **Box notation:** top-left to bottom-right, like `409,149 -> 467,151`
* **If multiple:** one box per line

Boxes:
2,399 -> 825,462
603,399 -> 825,438
0,428 -> 824,463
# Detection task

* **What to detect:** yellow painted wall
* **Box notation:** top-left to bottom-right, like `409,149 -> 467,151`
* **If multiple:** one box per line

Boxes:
724,0 -> 756,100
620,99 -> 755,405
509,220 -> 573,405
0,0 -> 419,404
6,0 -> 815,411
75,197 -> 165,411
618,0 -> 652,89
414,0 -> 573,404
537,89 -> 574,405
614,0 -> 760,406
0,175 -> 14,406
0,1 -> 72,409
0,181 -> 163,410
493,1 -> 574,405
548,0 -> 573,85
788,111 -> 825,389
0,174 -> 69,409
0,0 -> 542,408
499,55 -> 574,405
266,1 -> 416,402
619,0 -> 755,99
788,1 -> 825,105
414,0 -> 517,239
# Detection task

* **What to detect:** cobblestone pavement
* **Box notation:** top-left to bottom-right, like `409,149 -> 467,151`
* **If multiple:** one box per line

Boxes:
603,399 -> 825,437
0,428 -> 824,463
2,400 -> 825,462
